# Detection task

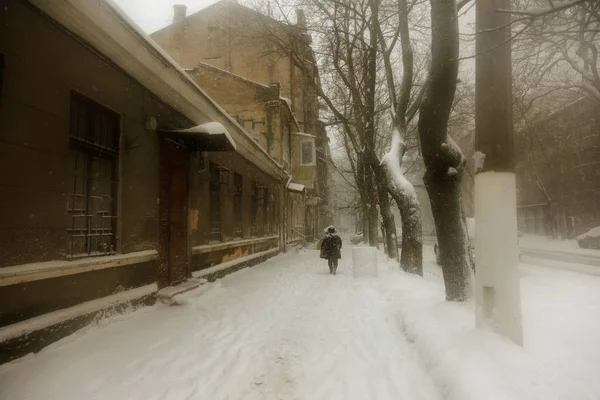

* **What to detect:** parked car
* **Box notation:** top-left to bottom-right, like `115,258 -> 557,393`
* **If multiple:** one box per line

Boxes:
577,226 -> 600,249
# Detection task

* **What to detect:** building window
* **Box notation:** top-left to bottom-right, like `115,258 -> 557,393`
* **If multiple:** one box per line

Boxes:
251,182 -> 259,237
209,163 -> 222,242
301,139 -> 316,166
263,188 -> 269,236
233,173 -> 243,238
0,53 -> 4,102
270,191 -> 277,235
67,91 -> 119,258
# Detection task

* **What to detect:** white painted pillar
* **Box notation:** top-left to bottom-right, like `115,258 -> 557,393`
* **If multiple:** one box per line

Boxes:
475,171 -> 523,345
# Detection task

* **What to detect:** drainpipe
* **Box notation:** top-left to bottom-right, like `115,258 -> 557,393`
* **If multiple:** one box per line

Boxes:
282,160 -> 294,252
281,160 -> 292,253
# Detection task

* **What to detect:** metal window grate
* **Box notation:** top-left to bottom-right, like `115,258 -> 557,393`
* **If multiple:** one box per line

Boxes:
67,92 -> 119,258
233,173 -> 243,238
251,182 -> 258,237
270,191 -> 277,235
262,188 -> 269,236
209,163 -> 222,242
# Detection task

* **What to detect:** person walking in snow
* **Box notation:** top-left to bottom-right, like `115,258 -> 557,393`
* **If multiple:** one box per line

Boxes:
320,226 -> 342,275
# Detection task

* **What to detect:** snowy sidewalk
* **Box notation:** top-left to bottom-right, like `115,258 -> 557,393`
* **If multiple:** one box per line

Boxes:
0,246 -> 440,400
1,245 -> 600,400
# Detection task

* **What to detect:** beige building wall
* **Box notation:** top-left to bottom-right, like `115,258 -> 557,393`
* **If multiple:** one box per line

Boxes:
186,63 -> 299,167
151,1 -> 315,134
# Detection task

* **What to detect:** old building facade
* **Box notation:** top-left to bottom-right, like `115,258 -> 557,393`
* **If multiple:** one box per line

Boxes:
0,0 -> 287,363
184,62 -> 309,244
151,0 -> 332,241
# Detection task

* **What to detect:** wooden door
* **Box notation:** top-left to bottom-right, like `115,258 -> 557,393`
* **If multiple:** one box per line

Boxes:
159,138 -> 189,288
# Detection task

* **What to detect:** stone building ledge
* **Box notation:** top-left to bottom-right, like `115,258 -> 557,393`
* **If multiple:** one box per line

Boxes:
192,236 -> 279,254
192,248 -> 281,280
0,283 -> 157,343
0,250 -> 158,287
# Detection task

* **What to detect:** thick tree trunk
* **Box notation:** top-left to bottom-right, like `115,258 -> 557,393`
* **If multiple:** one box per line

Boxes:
373,153 -> 422,273
367,207 -> 379,246
367,200 -> 380,248
364,163 -> 380,247
418,0 -> 472,300
374,166 -> 398,259
393,193 -> 423,275
425,171 -> 472,300
355,157 -> 371,244
362,206 -> 369,243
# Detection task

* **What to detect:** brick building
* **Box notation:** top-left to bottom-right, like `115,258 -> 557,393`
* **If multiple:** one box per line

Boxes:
516,97 -> 600,238
184,62 -> 309,244
151,0 -> 332,241
0,0 -> 287,362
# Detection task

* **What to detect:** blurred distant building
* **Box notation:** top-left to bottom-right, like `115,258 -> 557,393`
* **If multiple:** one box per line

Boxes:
515,97 -> 600,238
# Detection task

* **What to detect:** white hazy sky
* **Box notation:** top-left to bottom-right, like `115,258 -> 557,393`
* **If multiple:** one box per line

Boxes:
113,0 -> 222,33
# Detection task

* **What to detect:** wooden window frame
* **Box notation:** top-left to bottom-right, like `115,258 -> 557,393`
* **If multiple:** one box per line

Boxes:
67,91 -> 120,259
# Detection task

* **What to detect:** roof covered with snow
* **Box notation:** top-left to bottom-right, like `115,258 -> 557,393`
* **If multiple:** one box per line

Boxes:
189,62 -> 273,91
287,182 -> 306,193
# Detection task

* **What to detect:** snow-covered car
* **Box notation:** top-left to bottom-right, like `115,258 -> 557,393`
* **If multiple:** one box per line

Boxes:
577,226 -> 600,249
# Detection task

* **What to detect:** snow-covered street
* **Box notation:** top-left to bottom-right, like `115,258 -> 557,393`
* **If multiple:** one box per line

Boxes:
1,244 -> 600,400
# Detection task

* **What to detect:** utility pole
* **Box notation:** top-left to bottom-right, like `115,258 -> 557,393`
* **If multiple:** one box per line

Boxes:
474,0 -> 523,345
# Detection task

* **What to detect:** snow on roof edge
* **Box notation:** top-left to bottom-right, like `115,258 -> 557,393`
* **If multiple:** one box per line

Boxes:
104,0 -> 282,171
192,62 -> 272,91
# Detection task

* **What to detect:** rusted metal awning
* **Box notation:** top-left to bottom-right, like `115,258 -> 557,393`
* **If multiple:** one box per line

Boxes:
287,182 -> 306,193
159,122 -> 237,151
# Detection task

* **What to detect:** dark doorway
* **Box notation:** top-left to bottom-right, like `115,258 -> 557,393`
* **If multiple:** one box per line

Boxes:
159,138 -> 189,288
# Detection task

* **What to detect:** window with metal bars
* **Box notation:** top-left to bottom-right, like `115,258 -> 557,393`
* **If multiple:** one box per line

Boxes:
67,91 -> 119,258
270,190 -> 277,235
0,53 -> 4,103
262,188 -> 269,236
251,182 -> 259,237
233,173 -> 243,238
209,163 -> 222,242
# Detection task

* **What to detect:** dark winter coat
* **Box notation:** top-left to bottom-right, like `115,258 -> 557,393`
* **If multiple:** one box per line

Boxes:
320,233 -> 342,260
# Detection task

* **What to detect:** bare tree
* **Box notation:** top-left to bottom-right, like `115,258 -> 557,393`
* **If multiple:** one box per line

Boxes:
497,0 -> 600,101
418,0 -> 473,301
254,0 -> 407,252
369,0 -> 425,274
506,0 -> 600,238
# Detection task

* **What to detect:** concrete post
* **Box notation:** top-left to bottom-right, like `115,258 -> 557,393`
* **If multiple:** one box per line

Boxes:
474,0 -> 523,345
